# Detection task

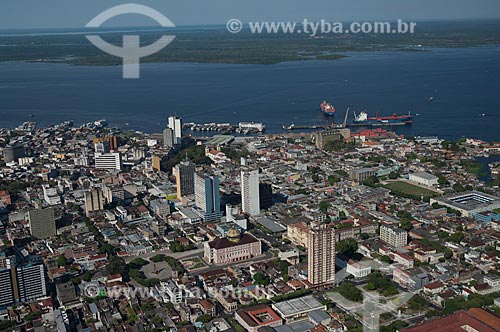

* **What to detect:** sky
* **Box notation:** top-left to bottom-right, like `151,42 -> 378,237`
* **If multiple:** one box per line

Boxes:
1,0 -> 500,30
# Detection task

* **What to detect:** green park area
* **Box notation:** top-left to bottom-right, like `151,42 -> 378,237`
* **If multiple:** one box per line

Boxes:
384,181 -> 439,200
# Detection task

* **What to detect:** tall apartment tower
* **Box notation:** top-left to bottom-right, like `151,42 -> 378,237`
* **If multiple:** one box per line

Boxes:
84,189 -> 104,216
240,169 -> 260,216
163,128 -> 174,148
194,172 -> 221,222
168,116 -> 183,146
174,161 -> 195,198
28,208 -> 56,239
0,254 -> 48,307
307,223 -> 336,288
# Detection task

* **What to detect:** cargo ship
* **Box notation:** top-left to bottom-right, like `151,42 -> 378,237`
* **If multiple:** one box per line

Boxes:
320,100 -> 335,116
352,111 -> 413,126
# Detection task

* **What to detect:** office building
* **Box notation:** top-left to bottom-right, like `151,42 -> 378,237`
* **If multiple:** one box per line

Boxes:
152,155 -> 161,171
2,145 -> 25,163
241,169 -> 260,216
28,208 -> 56,239
194,172 -> 221,222
380,225 -> 408,248
408,172 -> 439,187
174,160 -> 195,198
94,152 -> 121,171
84,189 -> 104,216
307,223 -> 336,288
42,184 -> 61,206
0,256 -> 15,308
259,182 -> 273,210
16,259 -> 47,303
168,116 -> 183,146
163,128 -> 175,148
350,168 -> 377,182
109,135 -> 119,151
0,254 -> 48,307
93,138 -> 110,154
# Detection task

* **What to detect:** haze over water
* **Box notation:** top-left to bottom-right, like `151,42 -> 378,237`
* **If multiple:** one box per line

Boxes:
1,46 -> 499,141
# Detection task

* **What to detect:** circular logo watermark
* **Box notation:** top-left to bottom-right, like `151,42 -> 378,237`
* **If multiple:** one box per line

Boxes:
227,19 -> 243,33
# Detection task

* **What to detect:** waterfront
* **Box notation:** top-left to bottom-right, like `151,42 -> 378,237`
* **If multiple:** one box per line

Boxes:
1,46 -> 499,141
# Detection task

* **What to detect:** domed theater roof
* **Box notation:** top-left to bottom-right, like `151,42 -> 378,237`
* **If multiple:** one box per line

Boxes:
226,227 -> 241,243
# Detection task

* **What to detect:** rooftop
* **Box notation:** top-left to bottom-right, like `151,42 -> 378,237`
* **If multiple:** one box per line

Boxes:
272,295 -> 325,318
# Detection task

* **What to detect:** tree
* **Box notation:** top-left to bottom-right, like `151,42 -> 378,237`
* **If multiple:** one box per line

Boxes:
337,239 -> 358,258
57,255 -> 67,267
380,255 -> 392,264
196,314 -> 213,323
400,220 -> 413,231
449,232 -> 464,243
444,249 -> 453,259
319,202 -> 331,214
388,171 -> 399,179
253,272 -> 270,286
328,175 -> 340,185
337,282 -> 363,302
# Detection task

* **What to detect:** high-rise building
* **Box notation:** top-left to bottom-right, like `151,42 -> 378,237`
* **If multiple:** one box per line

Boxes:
28,208 -> 56,239
109,135 -> 119,151
163,128 -> 175,148
2,145 -> 25,163
152,155 -> 162,171
259,182 -> 273,210
195,172 -> 221,222
307,223 -> 336,288
168,116 -> 183,146
84,189 -> 104,216
94,152 -> 121,171
93,138 -> 110,154
174,160 -> 195,199
241,169 -> 260,216
380,225 -> 407,248
0,255 -> 15,308
16,261 -> 47,303
0,254 -> 48,307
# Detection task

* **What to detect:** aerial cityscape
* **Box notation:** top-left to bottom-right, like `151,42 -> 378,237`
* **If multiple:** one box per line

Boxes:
1,1 -> 500,332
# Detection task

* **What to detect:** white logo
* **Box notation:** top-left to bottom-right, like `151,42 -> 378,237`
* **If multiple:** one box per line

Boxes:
227,19 -> 243,33
85,4 -> 176,79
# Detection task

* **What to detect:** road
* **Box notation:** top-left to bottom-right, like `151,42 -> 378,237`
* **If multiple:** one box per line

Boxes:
123,247 -> 204,263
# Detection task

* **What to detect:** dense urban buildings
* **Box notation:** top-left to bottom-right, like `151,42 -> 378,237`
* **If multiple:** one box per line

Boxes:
1,116 -> 500,331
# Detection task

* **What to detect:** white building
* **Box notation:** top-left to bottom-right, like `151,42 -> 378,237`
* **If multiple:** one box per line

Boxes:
241,169 -> 260,216
408,172 -> 439,187
42,184 -> 61,205
380,225 -> 407,248
168,116 -> 183,146
94,152 -> 121,171
159,280 -> 183,304
346,260 -> 372,278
